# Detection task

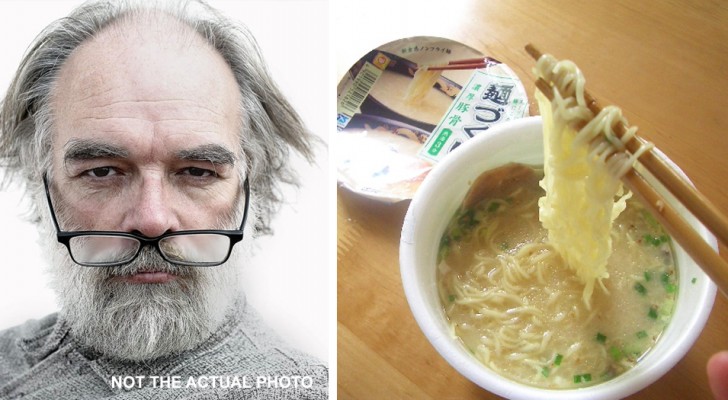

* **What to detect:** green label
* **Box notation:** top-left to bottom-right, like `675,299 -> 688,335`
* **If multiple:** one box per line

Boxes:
418,64 -> 528,164
428,128 -> 452,156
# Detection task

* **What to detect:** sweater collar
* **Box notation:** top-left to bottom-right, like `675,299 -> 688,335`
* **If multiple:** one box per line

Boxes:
18,314 -> 71,366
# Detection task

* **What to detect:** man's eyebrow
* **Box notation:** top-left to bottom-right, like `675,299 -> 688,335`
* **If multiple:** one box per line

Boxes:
177,144 -> 236,166
64,138 -> 129,162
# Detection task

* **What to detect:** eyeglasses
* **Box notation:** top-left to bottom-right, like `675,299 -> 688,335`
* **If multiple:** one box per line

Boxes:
43,174 -> 249,267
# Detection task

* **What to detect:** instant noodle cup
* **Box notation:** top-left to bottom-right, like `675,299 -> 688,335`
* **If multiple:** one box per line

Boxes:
337,36 -> 528,202
399,116 -> 716,400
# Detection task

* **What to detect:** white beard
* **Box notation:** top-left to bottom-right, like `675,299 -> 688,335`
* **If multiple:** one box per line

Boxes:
40,193 -> 253,361
50,247 -> 242,360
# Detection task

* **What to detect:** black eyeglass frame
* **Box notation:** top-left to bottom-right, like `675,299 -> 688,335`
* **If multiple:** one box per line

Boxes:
43,173 -> 250,267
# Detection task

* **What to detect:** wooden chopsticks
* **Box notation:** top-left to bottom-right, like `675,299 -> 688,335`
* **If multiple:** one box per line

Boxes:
525,43 -> 728,295
526,44 -> 728,246
425,56 -> 500,71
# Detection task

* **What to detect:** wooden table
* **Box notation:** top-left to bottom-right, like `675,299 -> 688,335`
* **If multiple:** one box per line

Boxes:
336,1 -> 728,399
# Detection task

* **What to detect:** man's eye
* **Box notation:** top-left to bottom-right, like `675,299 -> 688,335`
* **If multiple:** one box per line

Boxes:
184,167 -> 216,178
85,167 -> 117,178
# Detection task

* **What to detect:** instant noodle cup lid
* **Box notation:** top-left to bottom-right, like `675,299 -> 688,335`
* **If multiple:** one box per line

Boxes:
336,36 -> 529,202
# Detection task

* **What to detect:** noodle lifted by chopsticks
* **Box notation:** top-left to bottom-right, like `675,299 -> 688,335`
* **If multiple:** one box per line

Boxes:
534,54 -> 653,305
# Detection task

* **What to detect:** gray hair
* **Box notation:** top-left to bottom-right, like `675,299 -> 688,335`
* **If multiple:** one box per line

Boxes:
0,0 -> 317,234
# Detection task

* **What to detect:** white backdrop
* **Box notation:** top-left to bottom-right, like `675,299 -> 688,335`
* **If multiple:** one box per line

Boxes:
0,0 -> 329,363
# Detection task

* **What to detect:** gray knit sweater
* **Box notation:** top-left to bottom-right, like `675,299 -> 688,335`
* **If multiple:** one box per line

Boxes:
0,300 -> 328,399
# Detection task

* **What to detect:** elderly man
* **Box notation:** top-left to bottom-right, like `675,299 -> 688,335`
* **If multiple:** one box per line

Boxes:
0,1 -> 327,399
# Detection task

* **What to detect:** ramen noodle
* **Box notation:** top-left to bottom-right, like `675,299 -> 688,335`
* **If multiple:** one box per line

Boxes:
403,67 -> 443,106
438,164 -> 676,389
534,54 -> 654,303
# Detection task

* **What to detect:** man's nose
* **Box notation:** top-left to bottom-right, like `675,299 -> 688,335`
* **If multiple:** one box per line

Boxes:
121,175 -> 179,237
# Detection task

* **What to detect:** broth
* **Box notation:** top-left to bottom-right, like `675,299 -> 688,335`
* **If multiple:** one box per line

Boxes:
437,165 -> 677,389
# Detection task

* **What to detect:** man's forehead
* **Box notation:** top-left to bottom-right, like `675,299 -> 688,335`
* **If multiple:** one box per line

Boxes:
54,11 -> 241,117
51,10 -> 244,155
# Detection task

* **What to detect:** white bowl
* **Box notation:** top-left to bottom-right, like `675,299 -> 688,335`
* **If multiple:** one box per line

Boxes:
399,116 -> 717,400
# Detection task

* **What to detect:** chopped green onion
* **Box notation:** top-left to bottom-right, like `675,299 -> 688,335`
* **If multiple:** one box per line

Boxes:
634,282 -> 647,296
574,375 -> 582,384
648,306 -> 659,319
441,235 -> 451,247
438,236 -> 452,262
554,354 -> 563,366
541,367 -> 550,377
582,373 -> 592,382
448,294 -> 456,303
458,209 -> 478,228
660,272 -> 677,293
596,333 -> 607,343
573,373 -> 592,384
636,330 -> 648,339
644,271 -> 652,282
643,234 -> 669,246
692,277 -> 697,284
609,346 -> 623,361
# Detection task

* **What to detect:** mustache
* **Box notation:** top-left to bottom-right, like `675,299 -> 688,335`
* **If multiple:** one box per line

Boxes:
94,247 -> 198,279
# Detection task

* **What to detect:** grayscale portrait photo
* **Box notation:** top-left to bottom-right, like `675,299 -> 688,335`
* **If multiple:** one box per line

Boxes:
0,1 -> 328,398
